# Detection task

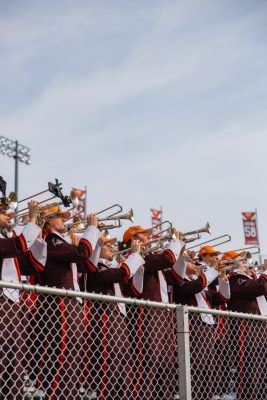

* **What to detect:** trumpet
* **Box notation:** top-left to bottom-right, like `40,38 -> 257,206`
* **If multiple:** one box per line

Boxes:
113,232 -> 184,259
141,230 -> 195,256
98,208 -> 134,223
114,223 -> 207,259
221,260 -> 252,272
220,252 -> 253,272
254,264 -> 267,274
121,228 -> 200,257
150,221 -> 202,243
150,220 -> 173,237
182,222 -> 211,238
112,246 -> 131,260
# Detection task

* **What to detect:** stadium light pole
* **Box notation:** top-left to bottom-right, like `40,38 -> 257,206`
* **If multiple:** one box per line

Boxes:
0,135 -> 31,208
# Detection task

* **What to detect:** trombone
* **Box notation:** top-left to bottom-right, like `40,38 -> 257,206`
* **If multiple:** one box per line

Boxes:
220,246 -> 260,255
65,217 -> 122,233
65,203 -> 123,226
186,234 -> 232,250
15,190 -> 80,225
15,179 -> 77,217
16,179 -> 65,209
96,204 -> 123,218
65,207 -> 133,232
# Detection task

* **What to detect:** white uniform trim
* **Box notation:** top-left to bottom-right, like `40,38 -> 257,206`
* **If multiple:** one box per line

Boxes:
0,229 -> 46,302
165,239 -> 185,261
82,225 -> 100,252
89,238 -> 104,267
172,255 -> 187,279
30,238 -> 47,267
218,278 -> 230,300
186,274 -> 215,325
98,258 -> 128,316
123,252 -> 145,278
158,271 -> 169,303
21,222 -> 41,249
132,265 -> 144,295
202,267 -> 219,286
194,292 -> 215,325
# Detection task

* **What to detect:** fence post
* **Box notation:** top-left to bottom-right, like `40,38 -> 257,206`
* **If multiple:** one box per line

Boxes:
176,305 -> 192,400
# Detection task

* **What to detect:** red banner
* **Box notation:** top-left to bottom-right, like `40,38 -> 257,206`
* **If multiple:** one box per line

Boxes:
242,211 -> 259,245
72,187 -> 87,220
150,208 -> 162,237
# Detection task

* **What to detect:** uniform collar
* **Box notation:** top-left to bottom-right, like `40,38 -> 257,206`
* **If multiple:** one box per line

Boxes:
98,258 -> 119,269
51,230 -> 69,243
232,269 -> 251,278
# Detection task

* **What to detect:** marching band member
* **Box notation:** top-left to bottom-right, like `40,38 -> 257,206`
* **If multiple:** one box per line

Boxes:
121,226 -> 184,400
80,236 -> 145,400
170,247 -> 230,400
222,251 -> 267,400
34,207 -> 100,400
224,251 -> 267,315
197,245 -> 220,270
0,201 -> 42,261
0,200 -> 46,400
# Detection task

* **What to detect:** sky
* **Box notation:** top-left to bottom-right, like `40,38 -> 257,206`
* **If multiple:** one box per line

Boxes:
0,0 -> 267,256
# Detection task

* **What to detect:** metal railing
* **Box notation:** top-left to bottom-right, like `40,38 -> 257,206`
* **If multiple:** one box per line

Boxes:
0,281 -> 266,400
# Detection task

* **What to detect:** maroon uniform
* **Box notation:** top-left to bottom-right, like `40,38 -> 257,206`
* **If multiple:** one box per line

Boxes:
35,227 -> 99,400
0,222 -> 42,268
228,271 -> 267,314
81,253 -> 143,400
225,271 -> 267,400
171,263 -> 230,400
0,222 -> 43,400
126,241 -> 183,400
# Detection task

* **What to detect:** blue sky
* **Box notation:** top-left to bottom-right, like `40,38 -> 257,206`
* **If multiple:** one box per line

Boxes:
1,0 -> 267,255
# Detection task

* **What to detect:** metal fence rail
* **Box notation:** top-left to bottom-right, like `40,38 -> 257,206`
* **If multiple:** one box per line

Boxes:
0,281 -> 266,400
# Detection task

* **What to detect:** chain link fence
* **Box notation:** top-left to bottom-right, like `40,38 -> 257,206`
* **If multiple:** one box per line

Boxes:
186,309 -> 266,400
0,281 -> 266,400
